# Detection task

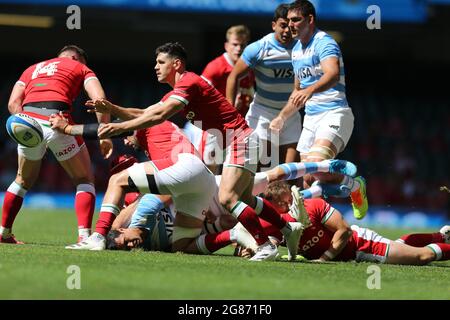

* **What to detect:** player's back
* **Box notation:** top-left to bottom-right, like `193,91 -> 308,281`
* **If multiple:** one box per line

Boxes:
20,57 -> 94,107
136,120 -> 199,165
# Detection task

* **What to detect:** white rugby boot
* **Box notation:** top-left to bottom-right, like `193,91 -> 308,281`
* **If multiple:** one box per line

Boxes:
439,225 -> 450,244
249,241 -> 279,261
66,232 -> 106,250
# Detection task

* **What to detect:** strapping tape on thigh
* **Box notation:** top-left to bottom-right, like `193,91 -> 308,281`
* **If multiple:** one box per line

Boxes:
172,227 -> 202,243
308,145 -> 336,160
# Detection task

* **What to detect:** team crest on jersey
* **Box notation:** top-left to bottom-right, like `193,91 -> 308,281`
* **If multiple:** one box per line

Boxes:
32,61 -> 61,79
186,111 -> 195,120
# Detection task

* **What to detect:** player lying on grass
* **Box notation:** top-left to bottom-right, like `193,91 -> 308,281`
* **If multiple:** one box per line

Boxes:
239,181 -> 450,265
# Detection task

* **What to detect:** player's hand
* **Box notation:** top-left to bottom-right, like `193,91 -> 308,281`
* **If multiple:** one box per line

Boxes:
124,135 -> 141,150
98,122 -> 125,139
99,138 -> 113,159
49,111 -> 69,132
290,88 -> 313,107
310,258 -> 328,263
85,98 -> 113,114
269,116 -> 285,133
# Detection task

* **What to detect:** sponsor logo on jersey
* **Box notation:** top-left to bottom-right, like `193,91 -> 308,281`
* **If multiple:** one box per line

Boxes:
299,67 -> 313,79
32,61 -> 61,79
273,68 -> 293,78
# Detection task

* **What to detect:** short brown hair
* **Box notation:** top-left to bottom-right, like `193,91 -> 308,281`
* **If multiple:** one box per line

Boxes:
289,0 -> 317,19
226,25 -> 250,42
58,44 -> 88,63
264,181 -> 291,203
155,42 -> 187,64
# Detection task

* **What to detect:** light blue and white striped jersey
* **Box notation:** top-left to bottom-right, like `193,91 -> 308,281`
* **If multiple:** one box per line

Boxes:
292,29 -> 349,115
241,33 -> 297,110
130,194 -> 174,251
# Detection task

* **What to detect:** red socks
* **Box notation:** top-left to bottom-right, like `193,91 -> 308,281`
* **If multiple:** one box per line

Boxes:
1,182 -> 27,229
398,233 -> 444,247
75,188 -> 95,230
230,201 -> 268,245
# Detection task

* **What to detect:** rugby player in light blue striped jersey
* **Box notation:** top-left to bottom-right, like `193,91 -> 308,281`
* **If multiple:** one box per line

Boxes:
269,0 -> 368,220
226,4 -> 301,168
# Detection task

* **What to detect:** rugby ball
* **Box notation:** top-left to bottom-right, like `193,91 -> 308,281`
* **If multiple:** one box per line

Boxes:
6,113 -> 43,147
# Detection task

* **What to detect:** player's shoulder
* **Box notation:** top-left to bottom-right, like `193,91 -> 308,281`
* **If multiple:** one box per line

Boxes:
304,198 -> 331,212
313,30 -> 338,46
176,71 -> 202,87
203,55 -> 227,72
245,33 -> 273,52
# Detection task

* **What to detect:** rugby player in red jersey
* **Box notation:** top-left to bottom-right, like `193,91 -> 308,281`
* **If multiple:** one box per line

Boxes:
202,25 -> 255,117
247,181 -> 450,265
0,45 -> 112,245
84,42 -> 303,261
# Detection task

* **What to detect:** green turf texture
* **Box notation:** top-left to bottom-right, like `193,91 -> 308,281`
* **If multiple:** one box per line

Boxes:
0,209 -> 449,299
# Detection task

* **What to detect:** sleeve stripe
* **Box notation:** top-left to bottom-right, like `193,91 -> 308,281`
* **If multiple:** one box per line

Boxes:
169,95 -> 189,105
16,81 -> 26,86
321,207 -> 335,224
83,76 -> 98,86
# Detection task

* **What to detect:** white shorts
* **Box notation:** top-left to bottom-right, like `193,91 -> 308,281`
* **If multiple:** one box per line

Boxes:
18,112 -> 84,162
351,225 -> 391,264
181,121 -> 220,166
245,102 -> 302,146
128,153 -> 216,220
297,107 -> 354,155
223,128 -> 259,174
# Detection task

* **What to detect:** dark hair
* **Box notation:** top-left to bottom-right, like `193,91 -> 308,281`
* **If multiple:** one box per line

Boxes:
289,0 -> 316,19
155,42 -> 187,64
58,44 -> 88,63
273,3 -> 290,21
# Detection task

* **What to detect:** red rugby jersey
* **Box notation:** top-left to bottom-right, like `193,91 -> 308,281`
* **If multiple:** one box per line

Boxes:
17,57 -> 97,108
202,53 -> 255,116
161,71 -> 249,146
135,120 -> 199,170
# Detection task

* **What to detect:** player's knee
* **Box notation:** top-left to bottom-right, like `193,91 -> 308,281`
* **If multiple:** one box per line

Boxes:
218,192 -> 238,212
419,248 -> 435,264
15,172 -> 38,189
108,171 -> 129,188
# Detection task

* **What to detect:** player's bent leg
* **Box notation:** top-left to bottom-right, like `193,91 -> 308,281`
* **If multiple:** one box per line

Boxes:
171,212 -> 204,253
1,154 -> 41,244
67,163 -> 153,250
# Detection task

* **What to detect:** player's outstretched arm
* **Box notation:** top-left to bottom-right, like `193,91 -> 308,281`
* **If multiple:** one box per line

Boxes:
97,99 -> 184,139
85,99 -> 145,120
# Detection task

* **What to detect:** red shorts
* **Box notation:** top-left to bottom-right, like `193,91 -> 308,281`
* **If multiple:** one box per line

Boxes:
351,225 -> 391,263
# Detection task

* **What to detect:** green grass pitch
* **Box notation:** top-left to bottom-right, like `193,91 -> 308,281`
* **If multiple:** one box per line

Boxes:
0,209 -> 449,300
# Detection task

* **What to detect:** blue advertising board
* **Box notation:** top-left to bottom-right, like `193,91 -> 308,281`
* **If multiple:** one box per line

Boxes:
0,0 -> 428,22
